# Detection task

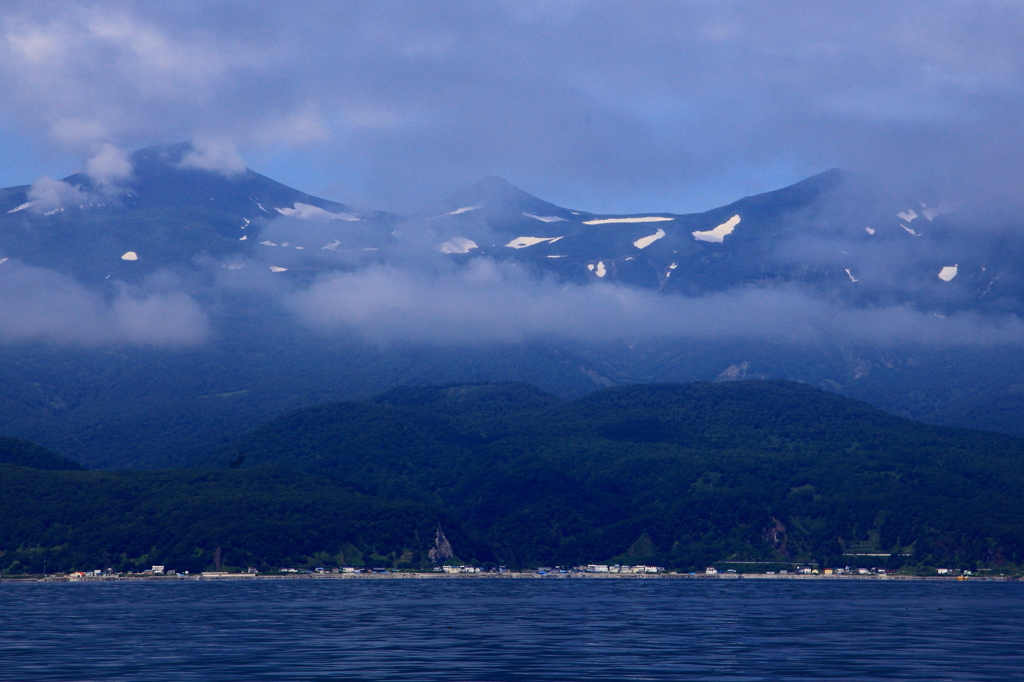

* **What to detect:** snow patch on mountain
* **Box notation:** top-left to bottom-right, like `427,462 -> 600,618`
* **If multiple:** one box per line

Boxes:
432,205 -> 483,220
7,202 -> 33,213
505,236 -> 563,249
897,209 -> 918,222
633,228 -> 666,249
922,202 -> 960,221
583,216 -> 674,225
693,215 -> 740,243
276,203 -> 360,221
938,265 -> 958,282
439,237 -> 479,254
523,213 -> 567,223
865,227 -> 875,235
845,269 -> 858,283
121,251 -> 138,261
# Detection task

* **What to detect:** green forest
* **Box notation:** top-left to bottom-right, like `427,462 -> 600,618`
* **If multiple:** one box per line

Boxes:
3,381 -> 1024,574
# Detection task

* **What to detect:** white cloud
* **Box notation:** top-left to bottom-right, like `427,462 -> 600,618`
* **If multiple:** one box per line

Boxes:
0,2 -> 1023,212
50,117 -> 108,147
254,107 -> 332,146
285,257 -> 1024,347
179,140 -> 247,175
0,259 -> 209,346
26,175 -> 89,212
84,143 -> 132,186
4,23 -> 65,64
22,143 -> 132,211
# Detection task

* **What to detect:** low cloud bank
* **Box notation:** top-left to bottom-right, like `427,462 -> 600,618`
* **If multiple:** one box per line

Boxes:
0,259 -> 209,346
24,144 -> 135,213
283,258 -> 1024,347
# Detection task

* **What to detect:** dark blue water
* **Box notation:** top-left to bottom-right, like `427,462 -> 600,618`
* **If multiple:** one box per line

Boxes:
1,579 -> 1021,680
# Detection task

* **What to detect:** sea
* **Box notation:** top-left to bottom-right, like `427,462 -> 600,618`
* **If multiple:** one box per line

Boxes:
1,578 -> 1021,681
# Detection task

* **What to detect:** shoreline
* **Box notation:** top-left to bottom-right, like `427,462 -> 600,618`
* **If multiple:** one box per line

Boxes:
4,572 -> 1018,583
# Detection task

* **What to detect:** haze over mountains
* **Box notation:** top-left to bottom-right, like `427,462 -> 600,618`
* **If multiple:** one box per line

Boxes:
0,143 -> 1022,468
2,143 -> 1011,307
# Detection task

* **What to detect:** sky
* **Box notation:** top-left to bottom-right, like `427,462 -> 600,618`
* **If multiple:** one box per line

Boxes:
1,1 -> 1022,215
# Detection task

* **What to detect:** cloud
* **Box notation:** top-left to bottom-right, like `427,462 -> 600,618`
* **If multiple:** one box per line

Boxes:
0,259 -> 209,346
178,139 -> 247,175
0,4 -> 1022,359
21,143 -> 134,211
84,142 -> 132,186
26,175 -> 89,212
1,2 -> 1022,212
282,257 -> 1024,348
50,117 -> 108,147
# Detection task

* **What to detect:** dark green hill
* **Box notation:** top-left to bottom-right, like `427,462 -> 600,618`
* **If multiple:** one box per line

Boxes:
0,463 -> 472,575
229,380 -> 1024,571
371,382 -> 567,438
4,380 -> 1023,574
0,436 -> 82,470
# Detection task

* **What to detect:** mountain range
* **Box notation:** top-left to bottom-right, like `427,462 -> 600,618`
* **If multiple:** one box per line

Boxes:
0,143 -> 1021,468
2,144 -> 1005,307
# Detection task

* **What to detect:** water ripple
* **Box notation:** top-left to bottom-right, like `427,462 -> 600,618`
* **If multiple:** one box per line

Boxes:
0,579 -> 1021,680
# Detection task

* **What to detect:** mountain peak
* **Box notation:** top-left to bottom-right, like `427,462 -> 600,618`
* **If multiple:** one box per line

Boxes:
130,141 -> 196,167
445,175 -> 538,203
428,176 -> 575,221
471,175 -> 521,193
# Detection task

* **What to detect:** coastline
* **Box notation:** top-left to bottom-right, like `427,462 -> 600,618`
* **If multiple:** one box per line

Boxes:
5,572 -> 1017,583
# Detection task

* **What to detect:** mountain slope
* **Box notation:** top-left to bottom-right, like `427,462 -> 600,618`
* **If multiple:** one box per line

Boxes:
0,142 -> 396,283
0,435 -> 83,471
0,462 -> 474,574
0,143 -> 1022,473
3,379 -> 1023,573
227,380 -> 1024,570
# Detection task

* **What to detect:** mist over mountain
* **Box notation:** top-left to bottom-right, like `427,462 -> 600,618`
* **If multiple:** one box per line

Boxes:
0,143 -> 1022,467
2,144 -> 1019,344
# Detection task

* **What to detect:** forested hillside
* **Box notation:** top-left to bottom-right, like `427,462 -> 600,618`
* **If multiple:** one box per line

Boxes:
229,381 -> 1024,571
3,380 -> 1023,574
0,463 -> 472,575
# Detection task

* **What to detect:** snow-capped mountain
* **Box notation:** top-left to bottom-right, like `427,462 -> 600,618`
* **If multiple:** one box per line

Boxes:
0,143 -> 393,282
2,143 -> 1001,315
415,170 -> 1000,313
0,143 -> 1021,469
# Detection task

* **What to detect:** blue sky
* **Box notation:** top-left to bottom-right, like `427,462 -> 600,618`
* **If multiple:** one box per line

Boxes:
1,1 -> 1021,214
